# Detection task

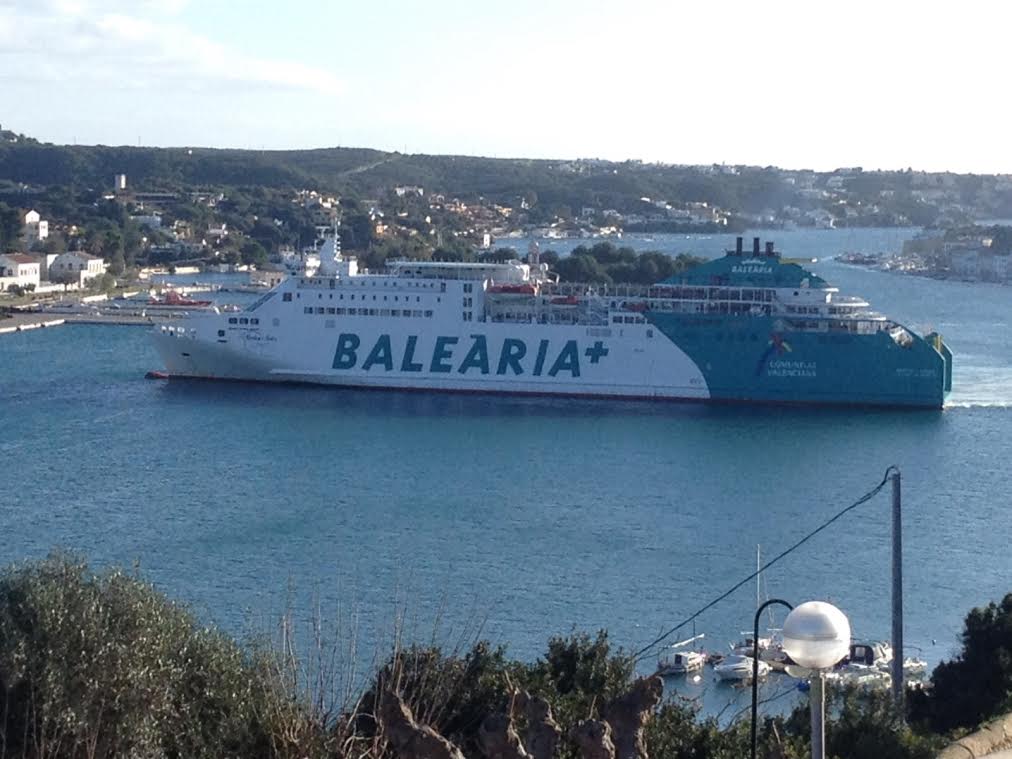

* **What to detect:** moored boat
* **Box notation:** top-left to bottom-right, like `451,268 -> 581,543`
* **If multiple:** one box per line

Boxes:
146,290 -> 214,309
714,654 -> 770,682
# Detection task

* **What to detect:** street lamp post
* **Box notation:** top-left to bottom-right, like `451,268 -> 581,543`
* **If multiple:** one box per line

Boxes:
782,601 -> 851,759
751,599 -> 793,759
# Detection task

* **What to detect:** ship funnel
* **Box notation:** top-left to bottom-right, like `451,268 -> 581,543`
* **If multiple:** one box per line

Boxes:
753,237 -> 761,256
765,241 -> 775,256
735,236 -> 743,255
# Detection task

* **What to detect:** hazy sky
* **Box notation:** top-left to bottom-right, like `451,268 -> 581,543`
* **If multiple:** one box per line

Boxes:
1,0 -> 1008,172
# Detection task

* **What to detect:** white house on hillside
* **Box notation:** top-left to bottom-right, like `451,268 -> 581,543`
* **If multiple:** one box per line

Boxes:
22,209 -> 49,244
49,251 -> 107,285
0,253 -> 41,292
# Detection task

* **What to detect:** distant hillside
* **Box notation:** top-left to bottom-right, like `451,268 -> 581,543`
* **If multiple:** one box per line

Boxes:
4,134 -> 1012,226
0,137 -> 798,213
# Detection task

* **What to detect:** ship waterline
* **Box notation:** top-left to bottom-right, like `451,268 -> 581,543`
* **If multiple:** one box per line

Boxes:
151,235 -> 952,409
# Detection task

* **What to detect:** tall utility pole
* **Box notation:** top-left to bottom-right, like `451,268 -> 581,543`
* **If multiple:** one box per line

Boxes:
891,468 -> 904,710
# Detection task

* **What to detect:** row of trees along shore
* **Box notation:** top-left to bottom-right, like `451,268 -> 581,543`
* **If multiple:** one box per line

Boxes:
1,553 -> 1010,759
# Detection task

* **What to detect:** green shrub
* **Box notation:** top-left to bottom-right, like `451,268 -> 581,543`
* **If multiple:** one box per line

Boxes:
909,592 -> 1012,733
0,552 -> 269,758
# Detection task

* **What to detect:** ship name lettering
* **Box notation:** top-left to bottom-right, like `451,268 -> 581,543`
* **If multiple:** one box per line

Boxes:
331,334 -> 598,378
401,336 -> 423,372
497,339 -> 526,375
766,359 -> 817,378
732,265 -> 773,274
430,336 -> 458,373
458,335 -> 490,374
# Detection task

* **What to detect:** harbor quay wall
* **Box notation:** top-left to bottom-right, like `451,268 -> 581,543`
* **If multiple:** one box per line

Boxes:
0,311 -> 174,334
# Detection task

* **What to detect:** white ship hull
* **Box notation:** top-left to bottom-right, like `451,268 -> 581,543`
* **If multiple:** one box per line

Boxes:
152,316 -> 711,400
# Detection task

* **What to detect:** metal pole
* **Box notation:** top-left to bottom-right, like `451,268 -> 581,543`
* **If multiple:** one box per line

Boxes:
810,670 -> 825,759
751,598 -> 793,759
891,468 -> 904,711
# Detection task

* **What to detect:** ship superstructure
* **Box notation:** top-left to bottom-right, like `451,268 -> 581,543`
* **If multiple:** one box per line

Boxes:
151,234 -> 952,408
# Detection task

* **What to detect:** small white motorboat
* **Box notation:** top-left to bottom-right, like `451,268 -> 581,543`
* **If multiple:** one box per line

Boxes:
714,654 -> 770,682
658,649 -> 706,676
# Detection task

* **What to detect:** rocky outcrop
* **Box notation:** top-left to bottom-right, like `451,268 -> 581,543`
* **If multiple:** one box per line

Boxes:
377,688 -> 465,759
937,711 -> 1012,758
601,676 -> 663,759
517,691 -> 561,759
478,712 -> 530,759
571,719 -> 616,759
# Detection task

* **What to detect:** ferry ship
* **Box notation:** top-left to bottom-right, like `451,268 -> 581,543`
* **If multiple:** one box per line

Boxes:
151,235 -> 952,408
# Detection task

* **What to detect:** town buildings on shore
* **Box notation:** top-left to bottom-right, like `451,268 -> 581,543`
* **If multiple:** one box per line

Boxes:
858,230 -> 1012,284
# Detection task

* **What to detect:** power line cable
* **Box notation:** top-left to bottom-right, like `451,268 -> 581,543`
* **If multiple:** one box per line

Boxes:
632,466 -> 898,663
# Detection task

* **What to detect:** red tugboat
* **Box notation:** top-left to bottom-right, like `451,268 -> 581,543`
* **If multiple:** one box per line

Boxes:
146,289 -> 214,309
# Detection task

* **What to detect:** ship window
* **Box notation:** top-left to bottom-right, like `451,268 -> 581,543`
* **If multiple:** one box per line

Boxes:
318,293 -> 322,299
217,329 -> 225,337
251,318 -> 259,325
316,307 -> 325,314
425,310 -> 433,317
647,329 -> 653,338
228,317 -> 237,324
381,309 -> 390,316
282,292 -> 292,302
336,308 -> 346,314
304,307 -> 312,314
327,307 -> 335,314
240,318 -> 248,325
350,295 -> 355,300
372,295 -> 376,301
329,294 -> 333,299
391,309 -> 400,316
340,294 -> 344,300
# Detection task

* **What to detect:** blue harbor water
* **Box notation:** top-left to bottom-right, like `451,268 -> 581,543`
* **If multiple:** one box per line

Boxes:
2,228 -> 1011,718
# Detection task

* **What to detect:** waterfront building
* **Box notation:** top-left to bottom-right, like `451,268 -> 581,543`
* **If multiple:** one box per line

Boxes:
0,253 -> 41,292
49,252 -> 107,286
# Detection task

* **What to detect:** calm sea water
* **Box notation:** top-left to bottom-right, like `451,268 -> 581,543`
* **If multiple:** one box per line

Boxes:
2,228 -> 1010,718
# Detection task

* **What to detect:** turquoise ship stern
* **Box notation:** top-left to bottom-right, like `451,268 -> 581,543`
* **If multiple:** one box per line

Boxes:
647,313 -> 950,409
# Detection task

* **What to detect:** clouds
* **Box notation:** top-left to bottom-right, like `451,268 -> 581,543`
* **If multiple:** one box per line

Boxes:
0,0 -> 1009,170
0,0 -> 344,97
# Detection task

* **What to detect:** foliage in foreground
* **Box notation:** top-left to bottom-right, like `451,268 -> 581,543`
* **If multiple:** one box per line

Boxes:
0,553 -> 988,758
909,591 -> 1012,733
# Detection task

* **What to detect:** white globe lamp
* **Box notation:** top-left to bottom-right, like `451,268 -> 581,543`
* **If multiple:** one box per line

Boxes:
782,601 -> 850,759
782,601 -> 851,670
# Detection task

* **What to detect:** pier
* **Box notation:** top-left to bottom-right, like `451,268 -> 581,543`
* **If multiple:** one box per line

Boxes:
0,311 -> 175,335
